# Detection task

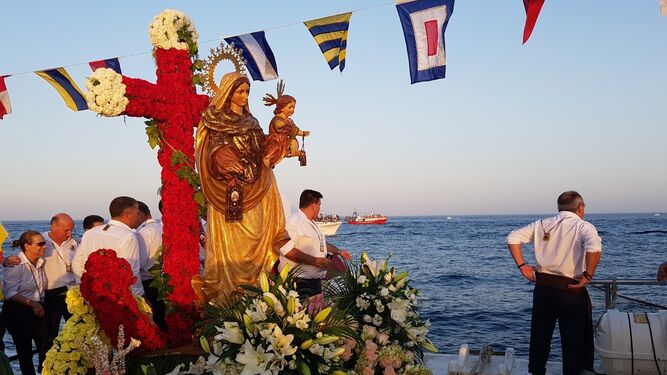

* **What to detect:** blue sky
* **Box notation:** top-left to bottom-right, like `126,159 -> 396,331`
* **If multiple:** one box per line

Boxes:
1,1 -> 666,220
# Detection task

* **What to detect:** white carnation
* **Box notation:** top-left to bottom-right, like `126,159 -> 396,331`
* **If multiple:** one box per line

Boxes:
85,68 -> 128,116
149,9 -> 198,51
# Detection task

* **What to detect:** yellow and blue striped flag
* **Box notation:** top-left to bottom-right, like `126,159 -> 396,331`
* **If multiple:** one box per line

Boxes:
35,68 -> 88,111
304,12 -> 352,72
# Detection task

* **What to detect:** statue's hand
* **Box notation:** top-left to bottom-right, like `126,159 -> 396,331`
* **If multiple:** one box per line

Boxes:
213,148 -> 244,178
303,130 -> 311,137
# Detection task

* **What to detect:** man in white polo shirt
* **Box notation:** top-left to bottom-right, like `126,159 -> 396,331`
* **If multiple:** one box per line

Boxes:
506,191 -> 602,375
73,196 -> 144,296
278,189 -> 350,297
41,213 -> 78,346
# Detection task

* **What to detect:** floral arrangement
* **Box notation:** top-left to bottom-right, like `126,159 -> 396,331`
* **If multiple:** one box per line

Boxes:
84,8 -> 210,344
84,68 -> 128,116
78,325 -> 141,375
169,268 -> 357,375
149,9 -> 199,53
80,249 -> 166,350
326,253 -> 437,375
43,287 -> 100,375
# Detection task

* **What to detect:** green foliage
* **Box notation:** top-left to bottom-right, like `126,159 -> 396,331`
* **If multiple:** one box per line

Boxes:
170,150 -> 188,167
144,120 -> 161,149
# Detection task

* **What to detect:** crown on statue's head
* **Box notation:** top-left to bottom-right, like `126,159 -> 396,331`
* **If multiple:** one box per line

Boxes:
201,42 -> 247,96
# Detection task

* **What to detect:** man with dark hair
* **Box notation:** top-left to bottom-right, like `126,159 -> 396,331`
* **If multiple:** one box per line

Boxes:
278,189 -> 350,297
136,201 -> 166,331
82,215 -> 105,231
72,196 -> 144,295
299,189 -> 323,209
506,191 -> 602,375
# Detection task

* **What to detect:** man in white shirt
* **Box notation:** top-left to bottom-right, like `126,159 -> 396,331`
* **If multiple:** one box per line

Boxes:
506,191 -> 602,375
73,196 -> 144,296
136,201 -> 166,331
41,213 -> 78,347
278,189 -> 350,297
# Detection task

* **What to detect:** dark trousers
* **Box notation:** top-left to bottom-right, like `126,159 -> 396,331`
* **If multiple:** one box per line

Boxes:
295,278 -> 322,298
142,279 -> 167,332
3,300 -> 48,375
529,273 -> 594,375
44,286 -> 70,348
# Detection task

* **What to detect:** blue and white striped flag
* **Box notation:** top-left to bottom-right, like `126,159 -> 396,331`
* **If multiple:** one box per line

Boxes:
224,31 -> 279,81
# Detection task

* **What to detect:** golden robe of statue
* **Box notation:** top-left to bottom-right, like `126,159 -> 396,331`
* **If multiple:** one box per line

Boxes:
195,72 -> 289,304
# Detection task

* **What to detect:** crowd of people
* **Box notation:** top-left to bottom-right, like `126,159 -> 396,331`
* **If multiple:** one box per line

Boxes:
0,196 -> 167,375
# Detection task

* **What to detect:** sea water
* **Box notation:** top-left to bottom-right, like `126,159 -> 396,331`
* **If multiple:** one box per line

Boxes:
1,213 -> 666,370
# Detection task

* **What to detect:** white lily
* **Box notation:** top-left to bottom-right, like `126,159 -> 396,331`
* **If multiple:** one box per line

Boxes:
236,340 -> 274,375
214,321 -> 245,345
387,298 -> 409,324
267,326 -> 297,358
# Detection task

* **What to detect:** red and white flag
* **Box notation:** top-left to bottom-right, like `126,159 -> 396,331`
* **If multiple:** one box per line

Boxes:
0,76 -> 11,119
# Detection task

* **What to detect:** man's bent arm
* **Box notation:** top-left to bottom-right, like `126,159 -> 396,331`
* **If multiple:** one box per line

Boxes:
284,248 -> 330,269
568,251 -> 601,289
584,251 -> 601,278
508,243 -> 536,282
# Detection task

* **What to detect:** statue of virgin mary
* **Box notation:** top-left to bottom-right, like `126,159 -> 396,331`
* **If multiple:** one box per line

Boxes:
195,70 -> 289,304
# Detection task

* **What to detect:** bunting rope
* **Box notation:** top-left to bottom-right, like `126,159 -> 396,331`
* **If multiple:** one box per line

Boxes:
0,1 -> 393,79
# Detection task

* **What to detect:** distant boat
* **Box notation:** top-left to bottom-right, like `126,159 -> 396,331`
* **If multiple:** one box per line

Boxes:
315,214 -> 342,236
346,211 -> 388,225
654,213 -> 661,216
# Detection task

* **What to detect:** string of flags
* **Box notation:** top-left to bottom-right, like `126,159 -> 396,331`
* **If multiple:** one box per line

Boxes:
1,0 -> 666,120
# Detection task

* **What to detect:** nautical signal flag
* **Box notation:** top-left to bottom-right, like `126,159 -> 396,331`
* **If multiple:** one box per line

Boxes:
35,68 -> 88,111
89,57 -> 122,74
224,31 -> 279,81
396,0 -> 455,84
0,76 -> 11,119
523,0 -> 545,44
304,12 -> 352,72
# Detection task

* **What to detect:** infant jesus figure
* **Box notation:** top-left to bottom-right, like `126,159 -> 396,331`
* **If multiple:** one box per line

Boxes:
263,80 -> 310,167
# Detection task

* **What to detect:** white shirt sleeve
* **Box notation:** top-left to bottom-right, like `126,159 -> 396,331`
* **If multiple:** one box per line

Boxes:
581,223 -> 602,253
72,241 -> 89,280
123,235 -> 145,296
2,265 -> 23,299
506,221 -> 537,245
279,219 -> 301,256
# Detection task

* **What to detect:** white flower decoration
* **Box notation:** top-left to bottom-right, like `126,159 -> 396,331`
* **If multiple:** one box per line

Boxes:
148,9 -> 198,51
85,68 -> 128,116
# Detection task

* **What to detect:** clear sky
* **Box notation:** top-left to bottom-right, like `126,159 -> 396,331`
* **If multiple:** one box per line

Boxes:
1,1 -> 666,220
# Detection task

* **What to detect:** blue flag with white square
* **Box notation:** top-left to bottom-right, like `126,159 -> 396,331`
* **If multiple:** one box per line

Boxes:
224,31 -> 279,81
396,0 -> 455,84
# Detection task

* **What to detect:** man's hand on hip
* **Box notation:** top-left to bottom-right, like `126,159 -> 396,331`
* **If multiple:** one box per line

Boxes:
520,264 -> 537,282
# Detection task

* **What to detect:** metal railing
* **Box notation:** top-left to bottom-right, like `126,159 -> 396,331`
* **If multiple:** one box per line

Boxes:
588,279 -> 666,310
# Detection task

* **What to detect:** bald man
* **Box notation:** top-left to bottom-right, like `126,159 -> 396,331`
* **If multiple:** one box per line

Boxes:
41,213 -> 78,347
